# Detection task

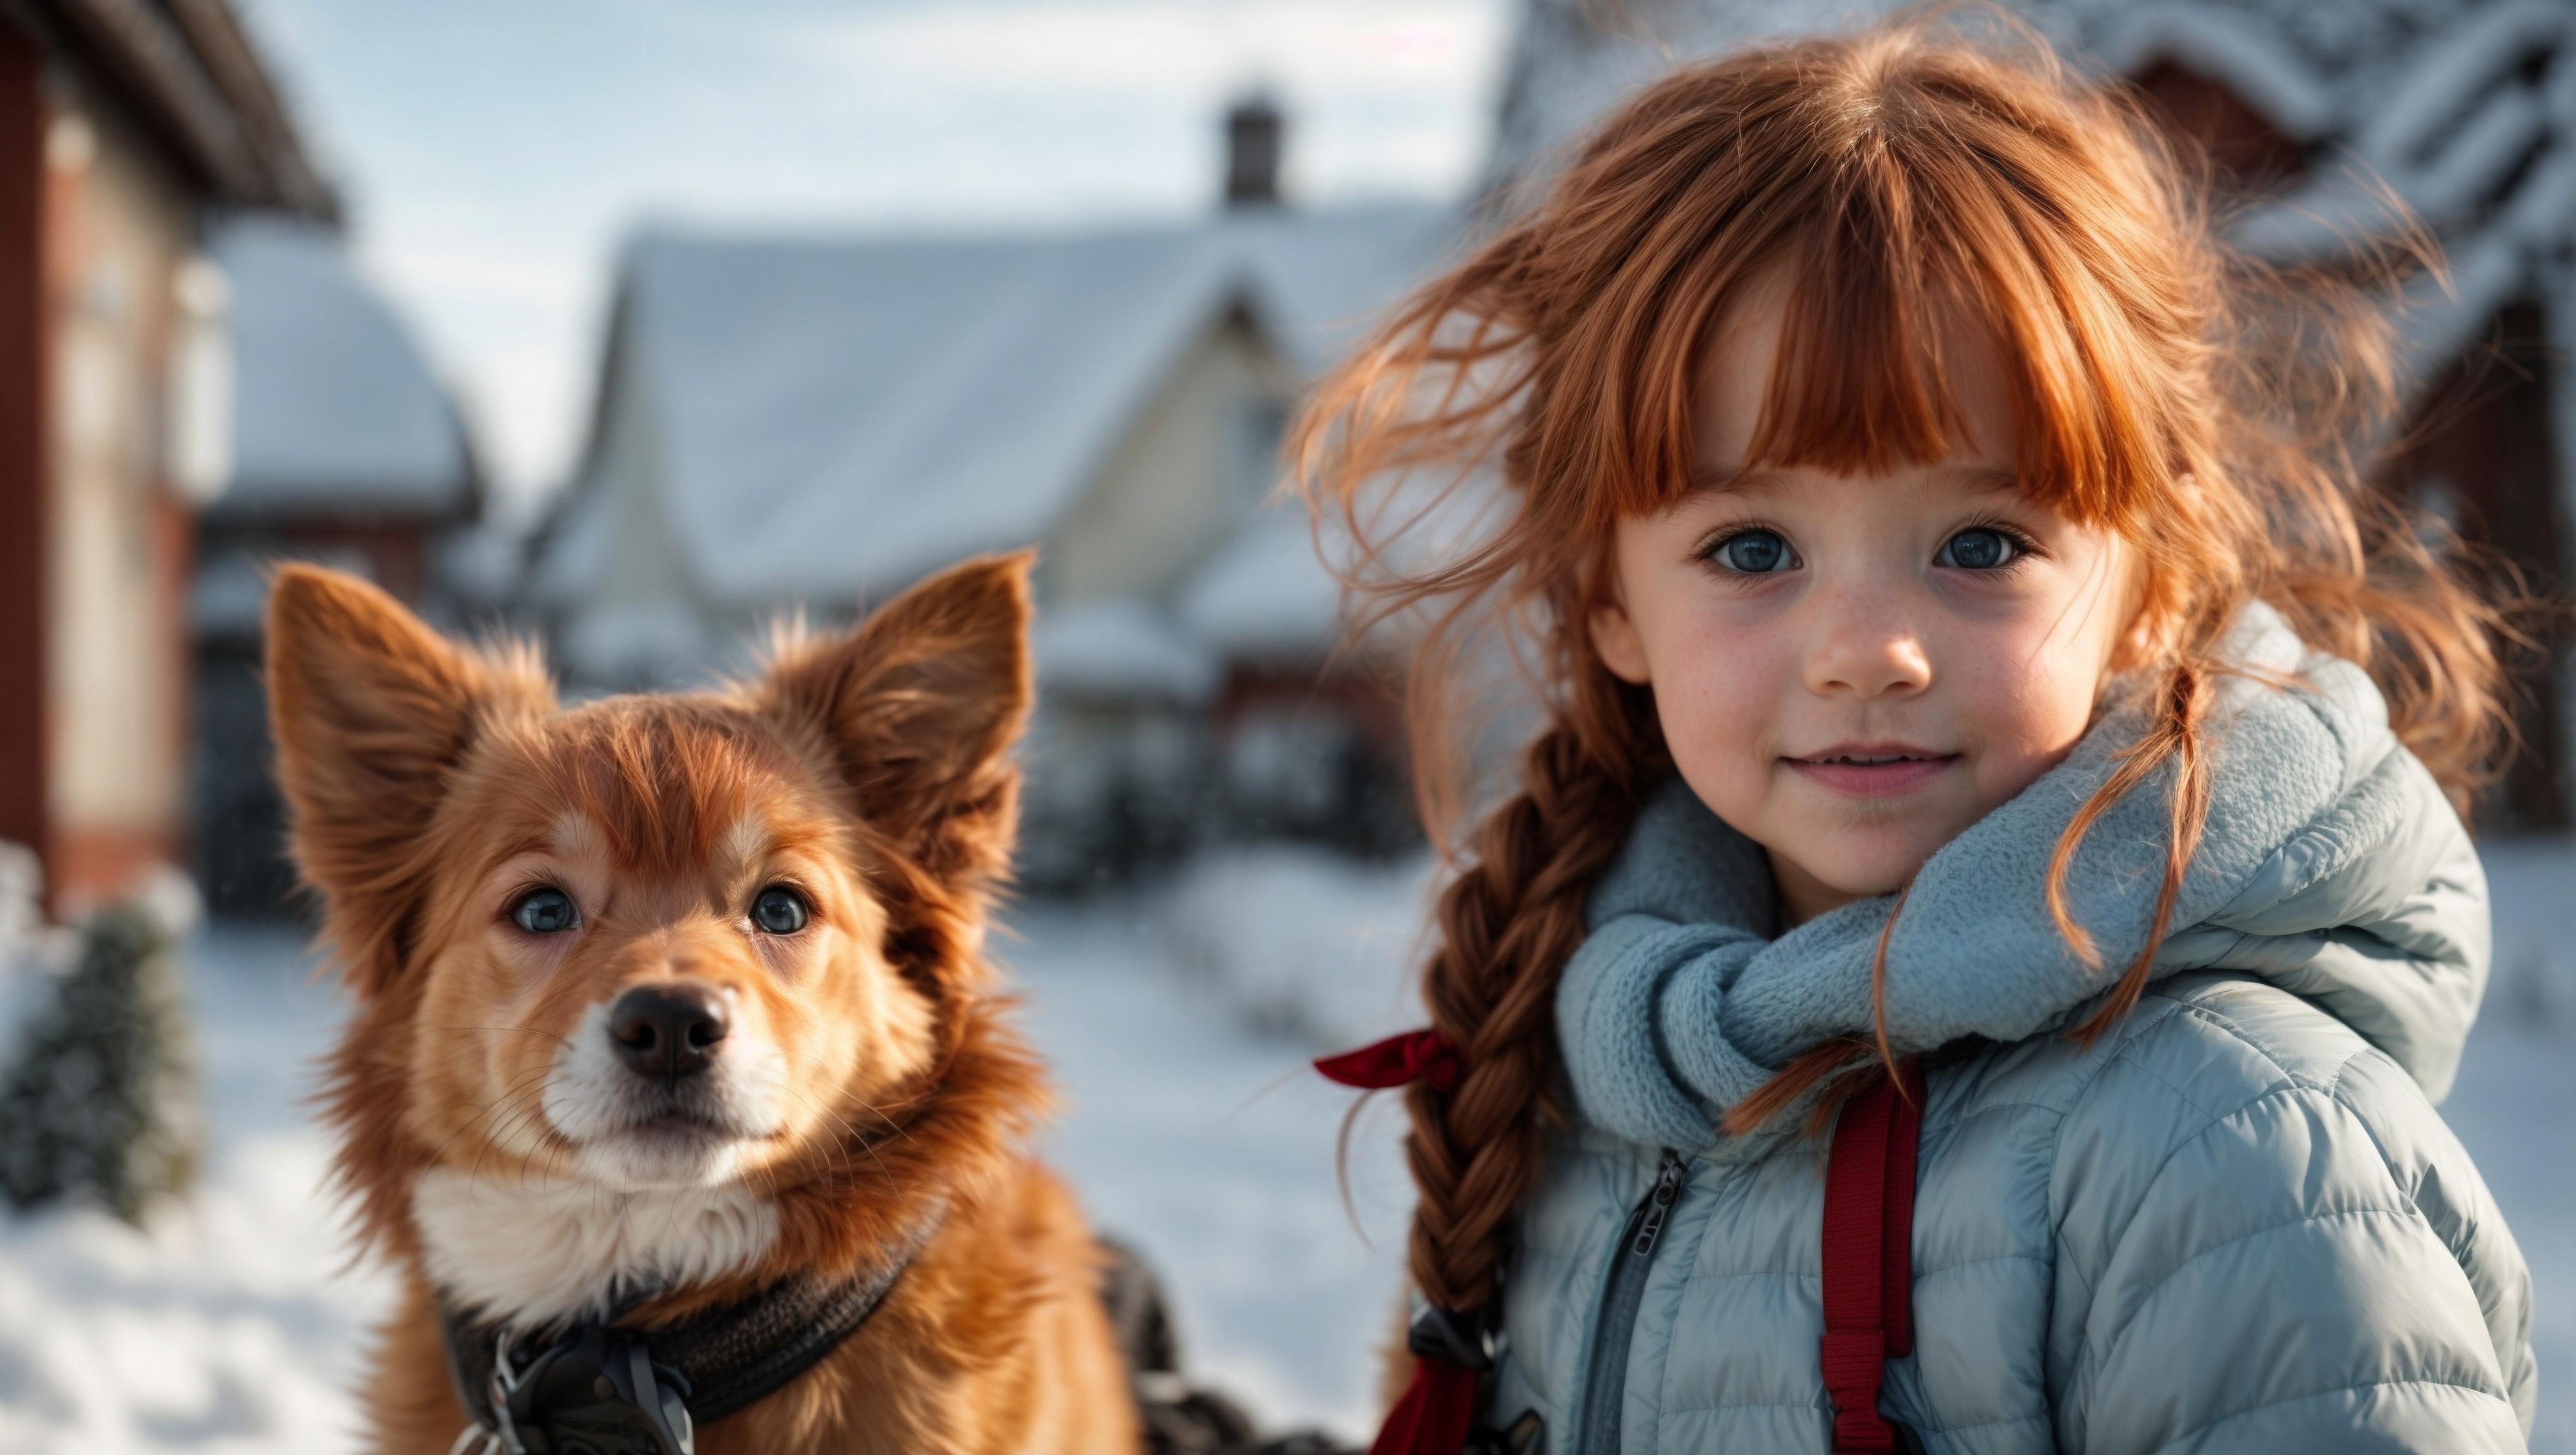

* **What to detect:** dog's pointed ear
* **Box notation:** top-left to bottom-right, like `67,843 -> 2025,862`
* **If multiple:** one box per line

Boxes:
758,551 -> 1034,885
265,564 -> 552,993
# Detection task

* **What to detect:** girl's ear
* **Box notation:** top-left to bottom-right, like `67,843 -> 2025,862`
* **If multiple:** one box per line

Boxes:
1590,598 -> 1653,684
265,564 -> 552,992
756,551 -> 1035,886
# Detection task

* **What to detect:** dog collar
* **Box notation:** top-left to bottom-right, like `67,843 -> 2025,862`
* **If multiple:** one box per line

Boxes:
437,1211 -> 941,1455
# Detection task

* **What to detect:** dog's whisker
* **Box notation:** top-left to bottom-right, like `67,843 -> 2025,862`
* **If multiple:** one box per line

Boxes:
422,1069 -> 556,1170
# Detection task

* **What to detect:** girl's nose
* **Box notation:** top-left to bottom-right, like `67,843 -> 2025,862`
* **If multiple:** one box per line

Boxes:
1803,601 -> 1934,699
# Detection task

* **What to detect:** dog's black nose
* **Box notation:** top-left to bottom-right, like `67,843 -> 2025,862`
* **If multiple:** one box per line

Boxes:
609,983 -> 729,1079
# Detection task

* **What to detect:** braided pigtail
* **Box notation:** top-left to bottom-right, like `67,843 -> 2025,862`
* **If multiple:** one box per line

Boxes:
1403,670 -> 1656,1315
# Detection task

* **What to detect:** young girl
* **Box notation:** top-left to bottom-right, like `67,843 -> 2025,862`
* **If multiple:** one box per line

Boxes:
1301,16 -> 2536,1455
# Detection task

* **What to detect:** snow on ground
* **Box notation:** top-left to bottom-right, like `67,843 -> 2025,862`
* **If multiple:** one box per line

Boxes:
2449,837 -> 2576,1454
0,924 -> 389,1455
0,840 -> 2566,1451
1003,902 -> 1412,1438
1161,847 -> 1436,1050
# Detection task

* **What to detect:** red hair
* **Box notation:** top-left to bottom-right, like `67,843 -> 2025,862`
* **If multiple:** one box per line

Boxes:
1296,13 -> 2512,1319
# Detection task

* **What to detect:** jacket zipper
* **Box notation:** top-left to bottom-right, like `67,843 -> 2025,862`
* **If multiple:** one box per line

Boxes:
1570,1147 -> 1687,1455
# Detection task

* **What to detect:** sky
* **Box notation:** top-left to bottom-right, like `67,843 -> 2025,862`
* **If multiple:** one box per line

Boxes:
228,0 -> 1515,518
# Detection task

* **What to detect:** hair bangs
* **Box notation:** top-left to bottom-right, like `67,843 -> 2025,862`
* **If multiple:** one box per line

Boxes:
1736,90 -> 2171,532
1741,221 -> 1969,483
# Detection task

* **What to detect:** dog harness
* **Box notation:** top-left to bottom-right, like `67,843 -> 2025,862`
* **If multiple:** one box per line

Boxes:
437,1212 -> 941,1455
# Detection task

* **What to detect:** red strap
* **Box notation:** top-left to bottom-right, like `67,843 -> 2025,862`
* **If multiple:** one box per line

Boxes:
1315,1029 -> 1463,1093
1323,1035 -> 1474,1455
1820,1060 -> 1924,1452
1366,1355 -> 1479,1455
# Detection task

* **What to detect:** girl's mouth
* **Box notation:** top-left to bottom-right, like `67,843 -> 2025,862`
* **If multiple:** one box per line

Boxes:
1783,746 -> 1960,796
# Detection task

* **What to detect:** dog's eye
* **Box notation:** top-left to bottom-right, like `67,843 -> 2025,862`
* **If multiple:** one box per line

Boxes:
510,887 -> 579,935
751,885 -> 809,935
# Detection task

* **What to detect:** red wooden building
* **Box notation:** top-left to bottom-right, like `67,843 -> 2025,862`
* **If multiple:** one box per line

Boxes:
0,0 -> 330,915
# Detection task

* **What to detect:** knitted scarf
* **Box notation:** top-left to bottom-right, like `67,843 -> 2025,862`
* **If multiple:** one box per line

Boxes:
1558,605 -> 2490,1150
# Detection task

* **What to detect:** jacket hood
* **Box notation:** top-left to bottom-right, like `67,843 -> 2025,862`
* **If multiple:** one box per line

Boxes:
1560,604 -> 2490,1149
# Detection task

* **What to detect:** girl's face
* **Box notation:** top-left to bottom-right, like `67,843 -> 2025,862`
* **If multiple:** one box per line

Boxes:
1590,277 -> 2138,925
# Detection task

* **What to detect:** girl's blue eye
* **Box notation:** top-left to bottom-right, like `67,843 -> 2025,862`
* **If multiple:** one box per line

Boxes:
510,887 -> 578,935
1714,530 -> 1793,574
1939,527 -> 2019,571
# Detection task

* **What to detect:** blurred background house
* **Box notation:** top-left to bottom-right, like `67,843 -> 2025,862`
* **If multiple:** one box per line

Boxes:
188,213 -> 479,915
526,99 -> 1453,887
1493,0 -> 2576,832
0,0 -> 334,919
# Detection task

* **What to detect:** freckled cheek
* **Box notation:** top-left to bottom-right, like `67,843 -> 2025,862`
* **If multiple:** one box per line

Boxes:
1652,613 -> 1796,791
1952,626 -> 2104,801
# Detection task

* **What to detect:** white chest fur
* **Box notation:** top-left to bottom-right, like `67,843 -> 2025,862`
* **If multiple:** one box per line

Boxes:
412,1167 -> 780,1327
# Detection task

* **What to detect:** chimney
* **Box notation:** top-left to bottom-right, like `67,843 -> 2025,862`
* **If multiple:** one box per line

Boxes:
1223,92 -> 1282,210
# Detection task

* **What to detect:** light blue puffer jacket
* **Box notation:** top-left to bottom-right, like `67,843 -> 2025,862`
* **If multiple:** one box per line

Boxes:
1493,611 -> 2536,1454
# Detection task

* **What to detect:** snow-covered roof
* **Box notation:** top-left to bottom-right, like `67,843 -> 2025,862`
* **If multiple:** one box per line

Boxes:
1033,599 -> 1220,702
206,215 -> 474,521
535,204 -> 1457,609
1179,470 -> 1517,666
1178,505 -> 1343,664
1484,0 -> 2576,388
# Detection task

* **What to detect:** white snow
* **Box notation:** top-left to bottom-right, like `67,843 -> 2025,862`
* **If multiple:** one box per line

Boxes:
2446,837 -> 2576,1454
1004,905 -> 1414,1435
0,839 -> 2568,1451
1162,846 -> 1436,1050
0,926 -> 391,1455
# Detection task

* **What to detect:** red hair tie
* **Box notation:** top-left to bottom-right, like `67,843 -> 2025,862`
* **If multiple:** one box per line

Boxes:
1314,1029 -> 1463,1093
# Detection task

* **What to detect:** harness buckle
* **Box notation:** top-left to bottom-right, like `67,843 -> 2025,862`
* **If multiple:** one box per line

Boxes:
487,1324 -> 696,1455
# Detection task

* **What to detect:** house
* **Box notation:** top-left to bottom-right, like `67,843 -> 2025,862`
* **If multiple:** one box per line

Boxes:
529,104 -> 1457,881
0,0 -> 331,916
189,214 -> 480,914
1484,0 -> 2576,830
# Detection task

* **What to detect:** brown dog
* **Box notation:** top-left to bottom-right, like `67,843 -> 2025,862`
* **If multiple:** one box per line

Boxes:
265,554 -> 1138,1454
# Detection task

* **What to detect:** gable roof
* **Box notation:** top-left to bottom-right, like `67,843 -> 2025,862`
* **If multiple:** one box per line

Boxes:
534,203 -> 1457,609
203,215 -> 475,521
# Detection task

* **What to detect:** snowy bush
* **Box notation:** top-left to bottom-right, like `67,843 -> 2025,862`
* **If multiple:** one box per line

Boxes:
0,890 -> 203,1225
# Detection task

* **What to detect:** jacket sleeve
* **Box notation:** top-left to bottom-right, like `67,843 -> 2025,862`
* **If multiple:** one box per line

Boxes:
2046,983 -> 2534,1455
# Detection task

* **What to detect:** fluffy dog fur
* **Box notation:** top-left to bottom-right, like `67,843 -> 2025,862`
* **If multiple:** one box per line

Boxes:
265,554 -> 1138,1454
